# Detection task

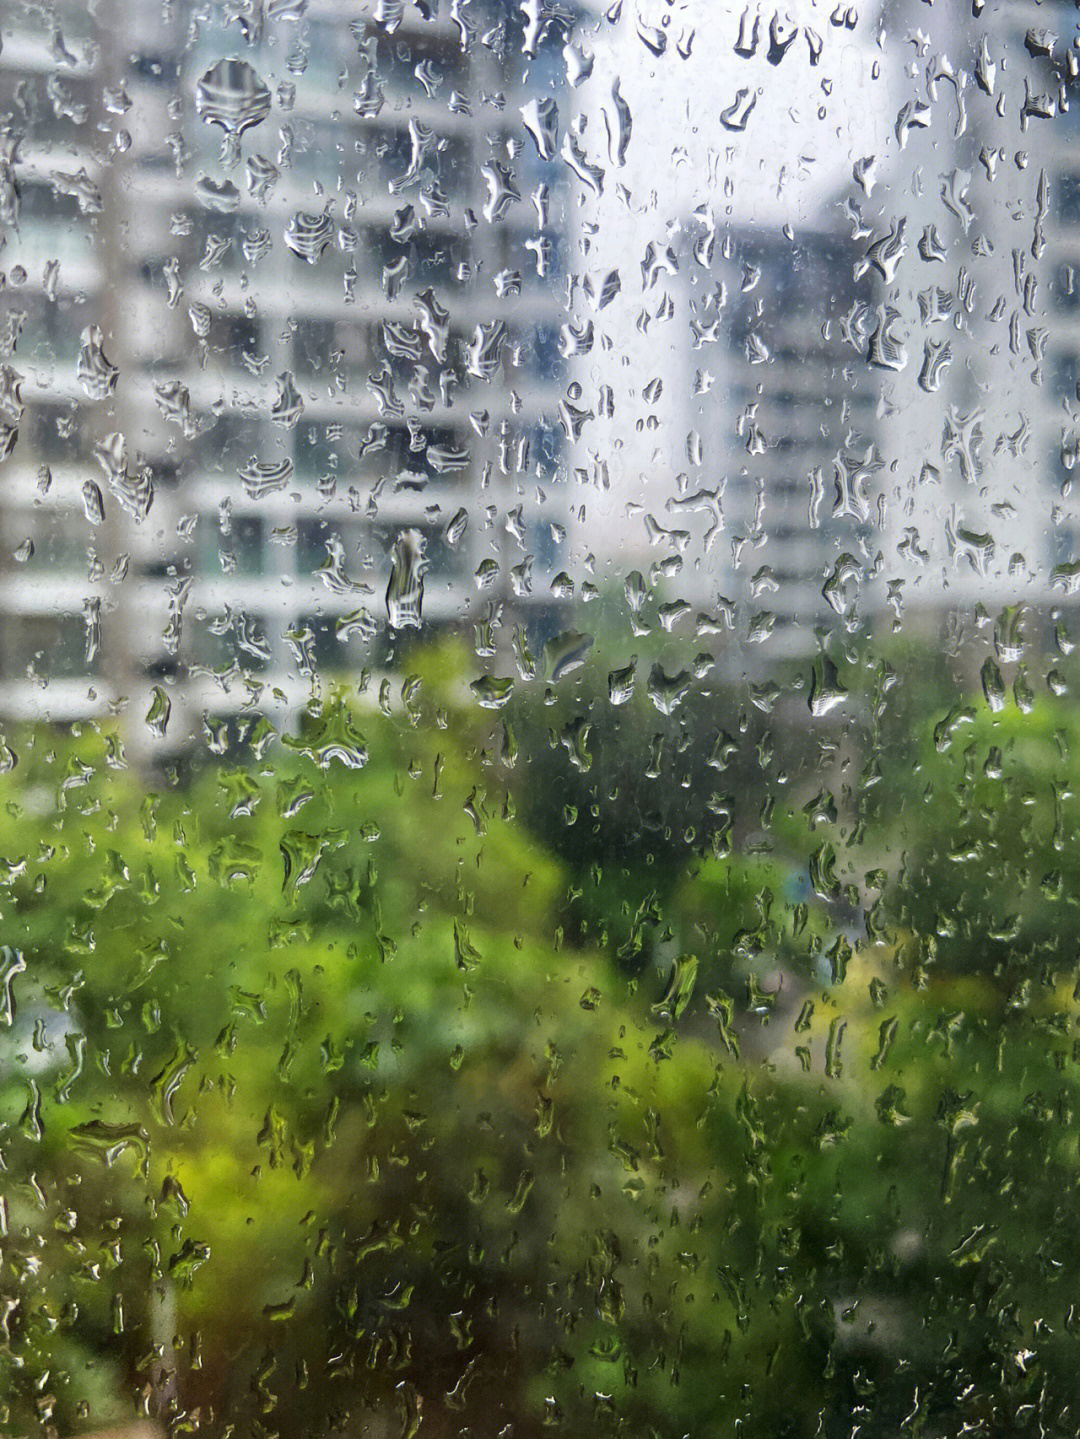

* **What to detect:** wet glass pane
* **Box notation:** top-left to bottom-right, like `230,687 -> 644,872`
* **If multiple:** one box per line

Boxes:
1,1 -> 1079,1436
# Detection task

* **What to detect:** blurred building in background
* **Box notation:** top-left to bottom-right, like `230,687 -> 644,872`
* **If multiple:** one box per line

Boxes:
867,0 -> 1078,642
674,0 -> 1080,657
6,0 -> 1079,746
675,218 -> 879,656
566,0 -> 1080,663
0,0 -> 574,758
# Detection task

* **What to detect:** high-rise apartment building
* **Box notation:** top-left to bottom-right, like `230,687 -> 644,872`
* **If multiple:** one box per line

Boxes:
871,0 -> 1079,634
561,14 -> 891,660
675,219 -> 879,654
571,3 -> 1080,660
0,0 -> 574,757
666,1 -> 1073,653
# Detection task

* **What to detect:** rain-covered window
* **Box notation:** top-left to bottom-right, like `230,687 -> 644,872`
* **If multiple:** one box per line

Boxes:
2,1 -> 1080,1436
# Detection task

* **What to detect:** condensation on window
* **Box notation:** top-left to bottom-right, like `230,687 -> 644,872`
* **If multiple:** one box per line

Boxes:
0,1 -> 1077,1436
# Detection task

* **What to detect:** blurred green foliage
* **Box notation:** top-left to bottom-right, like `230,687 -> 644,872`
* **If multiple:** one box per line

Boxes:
2,630 -> 1080,1439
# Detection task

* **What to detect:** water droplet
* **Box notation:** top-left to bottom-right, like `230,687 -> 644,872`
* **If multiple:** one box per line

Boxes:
809,654 -> 847,716
270,371 -> 303,428
981,658 -> 1006,712
154,380 -> 197,437
239,456 -> 294,499
544,630 -> 593,682
720,87 -> 758,132
918,338 -> 952,393
521,97 -> 559,160
195,174 -> 241,212
77,325 -> 119,400
471,675 -> 515,709
246,153 -> 280,202
195,58 -> 271,161
734,8 -> 760,58
386,530 -> 425,630
467,321 -> 508,380
70,1120 -> 150,1175
284,211 -> 334,263
145,686 -> 172,738
608,657 -> 637,705
445,507 -> 469,546
647,663 -> 691,715
81,480 -> 105,525
605,81 -> 631,167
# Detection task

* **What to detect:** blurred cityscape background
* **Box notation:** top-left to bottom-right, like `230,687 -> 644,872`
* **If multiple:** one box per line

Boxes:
3,1 -> 1080,1437
2,0 -> 1080,751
